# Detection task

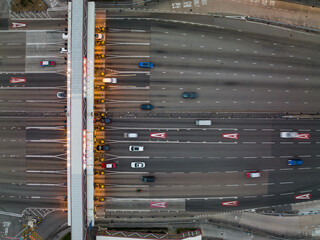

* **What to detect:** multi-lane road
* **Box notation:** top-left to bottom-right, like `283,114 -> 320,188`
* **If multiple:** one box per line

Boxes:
92,11 -> 320,217
97,12 -> 320,113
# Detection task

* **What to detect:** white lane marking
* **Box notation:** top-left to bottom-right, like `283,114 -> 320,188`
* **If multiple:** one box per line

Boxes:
225,171 -> 238,173
7,56 -> 22,58
300,190 -> 312,193
280,142 -> 293,144
280,156 -> 293,158
298,129 -> 310,131
262,183 -> 274,186
262,129 -> 274,131
299,155 -> 311,158
298,142 -> 311,144
262,156 -> 275,159
243,129 -> 256,131
262,169 -> 275,172
225,157 -> 238,159
263,194 -> 274,197
298,167 -> 311,170
243,157 -> 257,159
280,192 -> 294,196
280,129 -> 293,131
280,182 -> 293,185
7,43 -> 22,45
244,196 -> 258,198
244,184 -> 257,186
262,142 -> 275,144
280,168 -> 293,171
243,142 -> 256,144
226,184 -> 239,187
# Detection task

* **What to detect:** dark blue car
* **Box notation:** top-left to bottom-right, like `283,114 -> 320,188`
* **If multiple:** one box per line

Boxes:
140,104 -> 154,110
288,159 -> 303,166
182,92 -> 198,99
139,62 -> 154,68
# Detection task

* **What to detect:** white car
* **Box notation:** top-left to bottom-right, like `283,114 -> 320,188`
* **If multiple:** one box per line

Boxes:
124,133 -> 138,138
131,162 -> 145,168
280,132 -> 298,138
129,145 -> 144,152
62,33 -> 68,40
95,33 -> 103,40
103,78 -> 117,84
60,47 -> 67,53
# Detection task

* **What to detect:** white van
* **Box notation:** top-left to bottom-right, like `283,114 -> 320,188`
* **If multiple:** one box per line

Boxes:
195,120 -> 211,126
124,133 -> 138,138
103,78 -> 117,84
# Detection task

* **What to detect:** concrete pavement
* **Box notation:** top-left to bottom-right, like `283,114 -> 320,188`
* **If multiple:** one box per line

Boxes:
122,0 -> 320,30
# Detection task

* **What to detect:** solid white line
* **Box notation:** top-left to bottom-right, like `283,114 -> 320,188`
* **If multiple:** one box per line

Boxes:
7,43 -> 21,45
280,192 -> 294,196
262,169 -> 275,172
244,195 -> 258,198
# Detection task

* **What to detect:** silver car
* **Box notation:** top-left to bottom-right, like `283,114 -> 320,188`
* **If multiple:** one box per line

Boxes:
131,162 -> 145,168
280,132 -> 298,138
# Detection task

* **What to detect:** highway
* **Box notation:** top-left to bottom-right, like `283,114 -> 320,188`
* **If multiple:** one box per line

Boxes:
92,11 -> 320,216
97,12 -> 320,113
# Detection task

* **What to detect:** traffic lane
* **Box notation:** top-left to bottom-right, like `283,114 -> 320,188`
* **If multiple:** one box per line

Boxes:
0,89 -> 67,100
0,183 -> 66,197
0,73 -> 66,87
26,173 -> 66,184
0,101 -> 66,112
266,170 -> 320,194
0,198 -> 65,213
114,156 -> 312,174
26,117 -> 66,127
106,128 -> 316,143
106,141 -> 271,158
9,20 -> 67,30
98,87 -> 150,101
105,118 -> 320,132
26,129 -> 66,141
150,83 -> 320,112
27,158 -> 66,170
26,142 -> 66,154
0,32 -> 26,44
105,18 -> 151,32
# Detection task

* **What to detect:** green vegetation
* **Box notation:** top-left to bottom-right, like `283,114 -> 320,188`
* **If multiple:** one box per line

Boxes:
62,232 -> 71,240
11,0 -> 47,12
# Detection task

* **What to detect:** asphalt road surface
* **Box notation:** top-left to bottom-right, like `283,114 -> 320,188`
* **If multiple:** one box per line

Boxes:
99,12 -> 320,113
93,117 -> 320,212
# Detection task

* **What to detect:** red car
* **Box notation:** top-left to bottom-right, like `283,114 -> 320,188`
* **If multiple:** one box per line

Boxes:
40,60 -> 56,67
246,171 -> 261,178
101,162 -> 116,169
